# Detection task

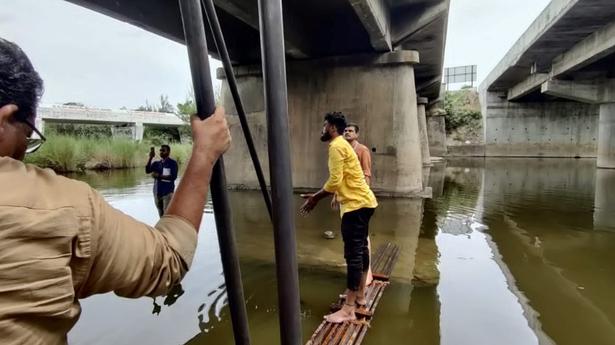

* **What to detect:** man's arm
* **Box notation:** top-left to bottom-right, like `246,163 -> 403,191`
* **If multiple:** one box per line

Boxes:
166,108 -> 230,229
300,145 -> 343,215
80,107 -> 231,298
145,157 -> 154,174
359,148 -> 372,186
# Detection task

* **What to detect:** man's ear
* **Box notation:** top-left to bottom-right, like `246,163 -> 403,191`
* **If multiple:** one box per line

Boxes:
0,104 -> 19,136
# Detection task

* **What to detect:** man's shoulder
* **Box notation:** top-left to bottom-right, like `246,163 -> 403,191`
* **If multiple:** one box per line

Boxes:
0,158 -> 94,211
356,143 -> 370,153
330,136 -> 352,150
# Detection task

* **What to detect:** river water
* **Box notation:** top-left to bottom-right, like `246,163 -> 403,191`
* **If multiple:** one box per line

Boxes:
67,158 -> 615,345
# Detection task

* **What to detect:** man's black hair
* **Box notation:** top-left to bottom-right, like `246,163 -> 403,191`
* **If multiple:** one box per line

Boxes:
161,144 -> 171,151
0,38 -> 44,123
347,123 -> 360,133
324,112 -> 347,135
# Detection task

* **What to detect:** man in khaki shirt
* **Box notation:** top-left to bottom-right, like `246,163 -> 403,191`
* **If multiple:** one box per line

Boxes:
0,38 -> 231,344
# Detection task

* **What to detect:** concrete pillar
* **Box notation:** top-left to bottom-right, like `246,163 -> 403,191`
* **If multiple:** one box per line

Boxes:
417,97 -> 432,166
111,123 -> 142,141
597,103 -> 615,168
426,110 -> 447,157
594,169 -> 615,231
133,122 -> 144,142
35,117 -> 45,135
219,50 -> 425,196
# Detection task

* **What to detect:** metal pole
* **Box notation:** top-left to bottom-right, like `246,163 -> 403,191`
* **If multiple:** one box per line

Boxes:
178,1 -> 251,344
257,0 -> 302,344
201,0 -> 273,220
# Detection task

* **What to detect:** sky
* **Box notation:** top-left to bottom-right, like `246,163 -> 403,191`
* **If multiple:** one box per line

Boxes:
0,0 -> 551,109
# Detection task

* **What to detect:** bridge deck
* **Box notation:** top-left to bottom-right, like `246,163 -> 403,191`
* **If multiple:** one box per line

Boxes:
306,243 -> 400,345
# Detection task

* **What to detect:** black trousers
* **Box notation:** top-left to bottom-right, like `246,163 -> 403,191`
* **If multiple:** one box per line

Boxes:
341,207 -> 375,291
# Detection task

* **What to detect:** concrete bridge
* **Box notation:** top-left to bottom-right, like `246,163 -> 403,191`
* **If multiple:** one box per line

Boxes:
66,0 -> 450,195
480,0 -> 615,169
37,105 -> 186,141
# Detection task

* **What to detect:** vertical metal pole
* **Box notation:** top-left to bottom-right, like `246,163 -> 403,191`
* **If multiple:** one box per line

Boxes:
257,0 -> 302,344
201,0 -> 273,220
178,1 -> 251,344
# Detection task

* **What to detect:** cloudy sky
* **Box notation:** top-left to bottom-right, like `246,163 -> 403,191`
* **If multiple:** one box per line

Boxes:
1,0 -> 550,109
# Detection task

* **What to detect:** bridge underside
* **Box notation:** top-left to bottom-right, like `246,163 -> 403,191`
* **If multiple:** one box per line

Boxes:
64,0 -> 449,194
66,0 -> 448,101
480,0 -> 615,168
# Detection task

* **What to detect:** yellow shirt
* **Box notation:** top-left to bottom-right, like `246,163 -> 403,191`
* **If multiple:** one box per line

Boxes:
0,157 -> 197,345
323,136 -> 378,216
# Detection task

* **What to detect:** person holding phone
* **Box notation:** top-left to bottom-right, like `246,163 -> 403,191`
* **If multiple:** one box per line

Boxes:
146,144 -> 179,217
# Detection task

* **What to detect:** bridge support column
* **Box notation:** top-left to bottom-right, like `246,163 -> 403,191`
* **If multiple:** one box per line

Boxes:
35,117 -> 45,135
133,122 -> 144,142
426,109 -> 447,157
481,90 -> 599,157
597,103 -> 615,169
219,50 -> 426,196
111,123 -> 143,141
594,168 -> 615,231
417,97 -> 432,166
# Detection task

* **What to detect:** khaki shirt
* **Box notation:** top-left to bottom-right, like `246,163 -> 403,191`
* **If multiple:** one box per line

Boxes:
0,157 -> 197,345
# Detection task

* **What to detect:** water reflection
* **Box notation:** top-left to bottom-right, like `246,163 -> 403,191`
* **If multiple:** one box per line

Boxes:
481,158 -> 615,345
67,158 -> 615,345
594,169 -> 615,230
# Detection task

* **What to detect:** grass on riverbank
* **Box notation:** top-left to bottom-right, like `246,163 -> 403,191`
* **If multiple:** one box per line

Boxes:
25,135 -> 192,172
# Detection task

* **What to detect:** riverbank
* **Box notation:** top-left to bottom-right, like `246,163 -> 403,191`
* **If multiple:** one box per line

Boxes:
25,135 -> 191,172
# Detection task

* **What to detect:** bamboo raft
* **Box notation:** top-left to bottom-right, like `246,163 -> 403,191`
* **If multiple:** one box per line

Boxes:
306,243 -> 400,345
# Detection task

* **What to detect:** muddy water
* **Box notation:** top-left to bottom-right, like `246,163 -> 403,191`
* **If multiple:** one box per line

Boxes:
67,158 -> 615,345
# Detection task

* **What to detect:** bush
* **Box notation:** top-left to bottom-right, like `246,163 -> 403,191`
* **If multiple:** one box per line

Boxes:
444,89 -> 482,133
26,135 -> 192,173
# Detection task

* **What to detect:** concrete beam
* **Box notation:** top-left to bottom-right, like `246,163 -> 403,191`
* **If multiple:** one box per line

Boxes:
540,79 -> 615,104
38,106 -> 185,126
552,20 -> 615,77
392,1 -> 448,46
348,0 -> 392,51
213,0 -> 313,58
480,0 -> 580,92
541,79 -> 601,104
218,50 -> 420,79
416,76 -> 442,94
507,73 -> 549,101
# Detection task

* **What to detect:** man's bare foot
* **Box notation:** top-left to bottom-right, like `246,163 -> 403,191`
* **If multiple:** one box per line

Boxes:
356,296 -> 367,307
325,305 -> 356,323
366,269 -> 374,286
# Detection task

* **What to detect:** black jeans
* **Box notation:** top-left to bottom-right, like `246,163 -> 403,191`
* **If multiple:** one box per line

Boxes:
341,207 -> 375,291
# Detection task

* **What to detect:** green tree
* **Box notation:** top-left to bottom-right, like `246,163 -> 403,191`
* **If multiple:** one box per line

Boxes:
158,94 -> 175,113
443,89 -> 482,133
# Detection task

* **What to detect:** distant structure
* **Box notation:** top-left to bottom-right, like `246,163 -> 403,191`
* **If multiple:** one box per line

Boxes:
37,105 -> 186,141
480,0 -> 615,169
443,65 -> 477,90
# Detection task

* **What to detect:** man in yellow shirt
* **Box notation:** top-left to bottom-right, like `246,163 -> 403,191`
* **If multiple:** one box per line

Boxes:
300,112 -> 378,323
0,38 -> 231,344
